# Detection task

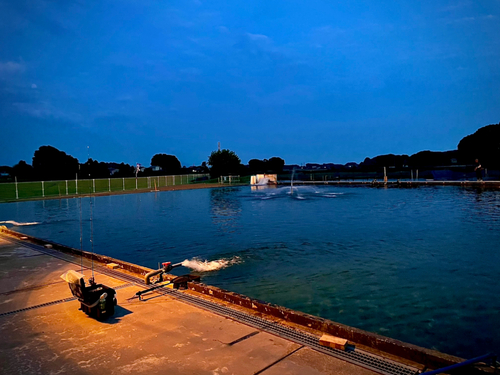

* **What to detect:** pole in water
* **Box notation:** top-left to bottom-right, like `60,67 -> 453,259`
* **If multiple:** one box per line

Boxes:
87,146 -> 95,282
79,197 -> 83,273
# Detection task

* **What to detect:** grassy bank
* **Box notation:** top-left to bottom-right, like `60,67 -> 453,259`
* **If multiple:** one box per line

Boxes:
0,174 -> 210,203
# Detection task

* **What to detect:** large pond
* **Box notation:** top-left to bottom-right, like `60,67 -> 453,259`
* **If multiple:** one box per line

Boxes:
1,185 -> 499,359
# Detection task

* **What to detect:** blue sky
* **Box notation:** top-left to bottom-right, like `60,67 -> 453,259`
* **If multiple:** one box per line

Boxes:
1,0 -> 499,167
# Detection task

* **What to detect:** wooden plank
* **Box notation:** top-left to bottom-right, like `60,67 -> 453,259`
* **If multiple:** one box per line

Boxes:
319,334 -> 348,351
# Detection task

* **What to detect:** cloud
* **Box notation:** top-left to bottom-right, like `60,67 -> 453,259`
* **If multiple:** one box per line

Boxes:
245,33 -> 270,43
4,0 -> 78,36
12,101 -> 82,123
0,61 -> 26,76
233,32 -> 294,61
31,83 -> 37,89
445,14 -> 497,24
439,1 -> 472,12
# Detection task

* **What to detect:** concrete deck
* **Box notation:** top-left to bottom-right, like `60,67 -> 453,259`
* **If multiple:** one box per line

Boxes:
0,236 -> 385,375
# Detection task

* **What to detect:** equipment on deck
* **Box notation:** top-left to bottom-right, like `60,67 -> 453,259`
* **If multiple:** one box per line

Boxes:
135,261 -> 201,300
61,270 -> 117,320
144,261 -> 183,284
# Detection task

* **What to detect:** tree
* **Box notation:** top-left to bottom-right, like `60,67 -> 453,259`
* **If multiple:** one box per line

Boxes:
208,149 -> 241,177
267,157 -> 285,173
458,123 -> 500,168
32,146 -> 79,180
80,158 -> 110,179
248,157 -> 285,173
150,154 -> 181,174
117,162 -> 134,177
12,160 -> 34,181
248,159 -> 266,173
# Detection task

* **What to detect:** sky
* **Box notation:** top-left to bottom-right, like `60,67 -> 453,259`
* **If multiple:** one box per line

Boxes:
0,0 -> 499,167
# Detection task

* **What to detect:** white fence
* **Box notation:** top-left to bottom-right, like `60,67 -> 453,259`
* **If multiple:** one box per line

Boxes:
0,174 -> 209,201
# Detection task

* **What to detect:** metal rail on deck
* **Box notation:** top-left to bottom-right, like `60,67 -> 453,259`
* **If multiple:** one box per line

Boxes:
421,353 -> 497,375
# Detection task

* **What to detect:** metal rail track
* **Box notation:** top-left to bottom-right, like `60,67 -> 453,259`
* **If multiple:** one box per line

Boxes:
2,236 -> 420,375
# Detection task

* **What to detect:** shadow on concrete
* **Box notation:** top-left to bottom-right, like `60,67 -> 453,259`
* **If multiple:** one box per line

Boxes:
138,294 -> 166,302
97,305 -> 133,324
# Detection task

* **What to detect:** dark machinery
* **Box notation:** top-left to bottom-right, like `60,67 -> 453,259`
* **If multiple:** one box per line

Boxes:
144,261 -> 183,284
61,270 -> 117,320
135,261 -> 201,300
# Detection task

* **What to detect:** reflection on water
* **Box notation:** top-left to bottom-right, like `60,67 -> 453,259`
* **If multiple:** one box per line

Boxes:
210,187 -> 242,234
1,185 -> 499,359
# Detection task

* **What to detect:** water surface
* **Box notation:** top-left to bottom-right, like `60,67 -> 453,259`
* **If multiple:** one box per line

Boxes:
1,185 -> 499,358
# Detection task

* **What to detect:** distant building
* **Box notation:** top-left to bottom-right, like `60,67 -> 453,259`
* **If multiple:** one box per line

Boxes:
151,166 -> 162,172
283,164 -> 301,171
107,163 -> 121,176
305,163 -> 322,170
189,166 -> 205,173
345,162 -> 359,169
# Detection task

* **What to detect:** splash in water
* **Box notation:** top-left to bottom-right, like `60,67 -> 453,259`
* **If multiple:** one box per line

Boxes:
0,220 -> 39,226
181,256 -> 241,272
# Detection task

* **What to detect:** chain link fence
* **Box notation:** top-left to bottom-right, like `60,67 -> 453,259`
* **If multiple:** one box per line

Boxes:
0,174 -> 209,202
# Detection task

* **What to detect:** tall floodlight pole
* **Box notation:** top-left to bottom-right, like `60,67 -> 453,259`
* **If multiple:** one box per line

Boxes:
135,163 -> 140,189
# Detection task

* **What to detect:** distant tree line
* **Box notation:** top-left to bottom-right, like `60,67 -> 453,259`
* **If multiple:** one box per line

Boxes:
248,157 -> 285,174
1,145 -> 286,182
206,150 -> 285,178
356,123 -> 500,171
0,122 -> 498,182
0,146 -> 206,182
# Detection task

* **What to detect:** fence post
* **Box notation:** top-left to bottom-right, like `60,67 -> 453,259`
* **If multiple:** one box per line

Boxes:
93,179 -> 95,193
42,181 -> 45,197
15,176 -> 19,200
66,180 -> 68,195
135,178 -> 138,190
108,178 -> 111,192
122,178 -> 125,191
76,174 -> 78,195
173,175 -> 175,186
165,176 -> 167,186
